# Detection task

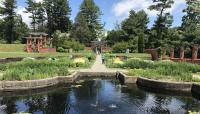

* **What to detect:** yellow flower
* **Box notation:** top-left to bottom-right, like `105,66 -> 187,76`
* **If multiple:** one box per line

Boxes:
73,58 -> 86,64
113,58 -> 124,64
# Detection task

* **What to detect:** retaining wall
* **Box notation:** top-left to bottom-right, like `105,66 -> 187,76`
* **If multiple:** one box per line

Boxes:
137,77 -> 193,92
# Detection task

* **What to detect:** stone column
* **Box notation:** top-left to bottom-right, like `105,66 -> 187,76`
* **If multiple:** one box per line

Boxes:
180,47 -> 185,60
170,48 -> 174,59
162,48 -> 167,60
37,39 -> 41,52
44,35 -> 47,46
145,49 -> 159,61
29,39 -> 32,52
192,45 -> 199,60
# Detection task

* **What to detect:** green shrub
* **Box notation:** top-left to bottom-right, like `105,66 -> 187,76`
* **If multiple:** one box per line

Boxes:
52,30 -> 85,52
57,47 -> 65,52
112,42 -> 129,53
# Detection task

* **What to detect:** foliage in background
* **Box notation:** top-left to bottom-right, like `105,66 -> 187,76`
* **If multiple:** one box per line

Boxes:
52,30 -> 85,52
107,10 -> 149,53
112,42 -> 129,53
71,0 -> 103,46
25,0 -> 46,32
181,0 -> 200,46
148,0 -> 174,48
44,0 -> 72,35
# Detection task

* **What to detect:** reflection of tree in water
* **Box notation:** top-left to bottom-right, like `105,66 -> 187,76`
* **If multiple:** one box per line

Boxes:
121,84 -> 148,109
45,90 -> 70,114
24,95 -> 47,113
1,97 -> 17,114
149,96 -> 171,114
72,80 -> 98,100
176,97 -> 200,112
23,89 -> 70,114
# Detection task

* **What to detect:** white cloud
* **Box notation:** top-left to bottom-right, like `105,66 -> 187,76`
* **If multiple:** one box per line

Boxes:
34,0 -> 43,3
16,6 -> 32,27
112,0 -> 186,19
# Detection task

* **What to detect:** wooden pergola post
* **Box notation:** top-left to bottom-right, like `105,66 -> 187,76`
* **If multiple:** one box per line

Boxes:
170,48 -> 174,59
162,48 -> 167,60
192,45 -> 199,60
180,47 -> 185,61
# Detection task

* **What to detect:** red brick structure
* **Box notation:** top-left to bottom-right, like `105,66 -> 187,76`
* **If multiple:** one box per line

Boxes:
25,32 -> 56,53
168,45 -> 200,64
162,48 -> 167,60
145,49 -> 159,61
146,45 -> 200,64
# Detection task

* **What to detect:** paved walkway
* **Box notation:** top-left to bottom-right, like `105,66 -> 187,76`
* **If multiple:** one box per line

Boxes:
77,54 -> 127,73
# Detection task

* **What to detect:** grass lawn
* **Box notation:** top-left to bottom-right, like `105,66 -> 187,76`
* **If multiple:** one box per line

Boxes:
0,44 -> 25,52
0,44 -> 95,58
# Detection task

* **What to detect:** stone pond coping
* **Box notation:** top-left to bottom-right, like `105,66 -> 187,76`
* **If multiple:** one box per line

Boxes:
0,71 -> 199,97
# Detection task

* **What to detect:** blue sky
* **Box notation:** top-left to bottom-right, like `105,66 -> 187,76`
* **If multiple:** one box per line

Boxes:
16,0 -> 187,30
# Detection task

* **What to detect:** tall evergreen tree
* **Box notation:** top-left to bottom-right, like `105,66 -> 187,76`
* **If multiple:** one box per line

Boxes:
181,0 -> 200,44
36,2 -> 46,31
122,10 -> 149,52
25,0 -> 38,32
0,0 -> 17,43
44,0 -> 72,34
71,0 -> 103,45
14,15 -> 29,42
149,0 -> 174,48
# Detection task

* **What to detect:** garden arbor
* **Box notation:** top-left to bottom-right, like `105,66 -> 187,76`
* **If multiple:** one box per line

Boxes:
91,40 -> 107,54
25,32 -> 56,53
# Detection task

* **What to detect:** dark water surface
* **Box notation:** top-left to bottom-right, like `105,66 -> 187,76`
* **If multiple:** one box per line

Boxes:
0,80 -> 199,114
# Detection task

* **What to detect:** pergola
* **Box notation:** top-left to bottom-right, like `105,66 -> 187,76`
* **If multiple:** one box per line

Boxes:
25,32 -> 56,53
91,40 -> 107,53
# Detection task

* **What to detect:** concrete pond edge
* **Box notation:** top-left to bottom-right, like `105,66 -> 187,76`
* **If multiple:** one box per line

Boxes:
0,71 -> 199,98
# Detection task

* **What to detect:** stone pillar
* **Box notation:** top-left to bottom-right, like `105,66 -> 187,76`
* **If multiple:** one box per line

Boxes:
29,39 -> 32,52
192,45 -> 199,60
180,47 -> 185,60
145,49 -> 159,61
170,48 -> 174,59
38,39 -> 41,52
162,48 -> 167,60
44,35 -> 47,46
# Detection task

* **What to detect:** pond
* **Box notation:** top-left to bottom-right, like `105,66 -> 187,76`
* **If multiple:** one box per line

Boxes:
0,79 -> 199,114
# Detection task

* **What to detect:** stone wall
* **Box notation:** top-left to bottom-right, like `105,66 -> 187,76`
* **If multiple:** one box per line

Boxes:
137,77 -> 193,92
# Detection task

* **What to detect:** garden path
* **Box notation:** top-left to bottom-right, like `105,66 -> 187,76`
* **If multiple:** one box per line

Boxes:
78,54 -> 127,73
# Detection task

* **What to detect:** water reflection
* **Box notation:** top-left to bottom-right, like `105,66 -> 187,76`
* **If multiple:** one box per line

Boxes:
0,80 -> 199,114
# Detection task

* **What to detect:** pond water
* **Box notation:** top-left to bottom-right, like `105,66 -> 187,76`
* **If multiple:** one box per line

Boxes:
0,80 -> 199,114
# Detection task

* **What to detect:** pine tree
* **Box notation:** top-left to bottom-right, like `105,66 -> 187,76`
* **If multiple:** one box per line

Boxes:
181,0 -> 200,45
36,2 -> 46,31
44,0 -> 72,34
149,0 -> 174,48
71,12 -> 92,45
0,0 -> 17,43
71,0 -> 103,45
121,10 -> 149,52
25,0 -> 38,32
